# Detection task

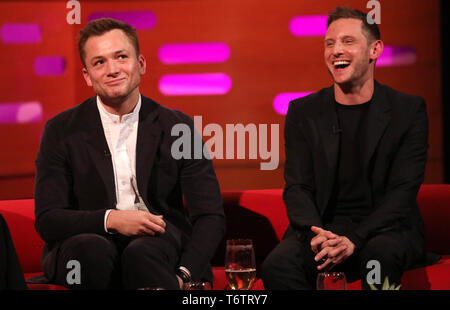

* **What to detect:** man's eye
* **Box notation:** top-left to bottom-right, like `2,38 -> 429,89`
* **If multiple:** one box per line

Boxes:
118,55 -> 127,59
326,42 -> 334,47
94,60 -> 103,66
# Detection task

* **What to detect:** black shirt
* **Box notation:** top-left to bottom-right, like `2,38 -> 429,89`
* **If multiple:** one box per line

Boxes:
325,100 -> 372,224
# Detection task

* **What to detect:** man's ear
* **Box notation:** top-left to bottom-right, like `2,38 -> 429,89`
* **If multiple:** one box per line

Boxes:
138,54 -> 147,75
370,39 -> 384,61
82,67 -> 93,87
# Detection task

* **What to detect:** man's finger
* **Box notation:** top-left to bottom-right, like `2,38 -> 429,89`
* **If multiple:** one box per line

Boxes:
310,235 -> 327,247
328,245 -> 347,258
311,226 -> 324,234
311,226 -> 338,239
311,236 -> 329,253
317,258 -> 334,271
321,238 -> 342,249
146,213 -> 166,228
314,247 -> 330,263
143,219 -> 166,234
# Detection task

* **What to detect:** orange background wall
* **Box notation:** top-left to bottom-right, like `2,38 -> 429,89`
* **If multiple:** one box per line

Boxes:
0,0 -> 443,200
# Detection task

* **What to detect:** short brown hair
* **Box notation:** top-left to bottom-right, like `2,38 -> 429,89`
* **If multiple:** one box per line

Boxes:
327,6 -> 380,43
78,18 -> 140,67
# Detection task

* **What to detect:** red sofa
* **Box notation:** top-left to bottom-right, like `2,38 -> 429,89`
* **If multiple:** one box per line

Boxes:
1,184 -> 449,290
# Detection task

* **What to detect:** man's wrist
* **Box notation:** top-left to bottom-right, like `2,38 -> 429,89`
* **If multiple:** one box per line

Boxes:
105,209 -> 118,234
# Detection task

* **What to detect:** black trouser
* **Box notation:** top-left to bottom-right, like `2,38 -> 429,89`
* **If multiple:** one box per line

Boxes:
0,214 -> 27,290
52,232 -> 181,290
261,219 -> 422,290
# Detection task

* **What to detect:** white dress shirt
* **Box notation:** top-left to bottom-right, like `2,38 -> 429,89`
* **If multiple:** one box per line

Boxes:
97,95 -> 147,232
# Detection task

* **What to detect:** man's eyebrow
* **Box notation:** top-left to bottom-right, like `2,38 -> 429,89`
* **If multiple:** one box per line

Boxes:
90,50 -> 129,60
341,35 -> 356,40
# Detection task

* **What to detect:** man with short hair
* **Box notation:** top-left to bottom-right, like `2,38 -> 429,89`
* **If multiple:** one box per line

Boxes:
34,18 -> 225,290
262,7 -> 430,289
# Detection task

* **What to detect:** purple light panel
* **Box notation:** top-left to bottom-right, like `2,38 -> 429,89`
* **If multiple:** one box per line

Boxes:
34,56 -> 66,76
273,92 -> 313,115
377,46 -> 417,67
88,11 -> 157,30
159,73 -> 232,96
1,23 -> 41,43
289,15 -> 327,37
158,43 -> 231,64
0,102 -> 42,124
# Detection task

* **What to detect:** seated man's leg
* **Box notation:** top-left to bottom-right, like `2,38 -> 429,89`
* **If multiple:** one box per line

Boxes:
121,233 -> 180,290
261,234 -> 318,290
53,233 -> 119,289
357,232 -> 408,290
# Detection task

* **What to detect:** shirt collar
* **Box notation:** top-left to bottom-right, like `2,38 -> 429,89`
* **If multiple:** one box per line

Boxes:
97,95 -> 141,123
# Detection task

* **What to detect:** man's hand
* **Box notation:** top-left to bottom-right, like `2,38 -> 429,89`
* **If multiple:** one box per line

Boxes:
177,275 -> 184,289
106,210 -> 166,236
314,236 -> 355,271
310,226 -> 339,254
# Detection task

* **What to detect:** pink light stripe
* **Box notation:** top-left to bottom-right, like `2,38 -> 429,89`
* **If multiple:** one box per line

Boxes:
159,73 -> 232,96
1,23 -> 41,43
158,42 -> 230,64
289,15 -> 327,37
0,102 -> 42,124
34,56 -> 66,76
273,92 -> 313,115
377,46 -> 417,67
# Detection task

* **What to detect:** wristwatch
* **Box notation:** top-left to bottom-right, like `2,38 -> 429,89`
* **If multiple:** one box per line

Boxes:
176,266 -> 192,283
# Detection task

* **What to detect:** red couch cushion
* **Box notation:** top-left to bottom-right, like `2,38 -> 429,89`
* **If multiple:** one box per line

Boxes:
0,199 -> 43,273
417,185 -> 450,254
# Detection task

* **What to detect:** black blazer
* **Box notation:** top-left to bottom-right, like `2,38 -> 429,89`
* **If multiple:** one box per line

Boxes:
34,96 -> 225,281
283,81 -> 428,257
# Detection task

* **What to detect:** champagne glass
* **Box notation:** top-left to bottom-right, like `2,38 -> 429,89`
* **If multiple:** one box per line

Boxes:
225,239 -> 256,290
316,272 -> 347,290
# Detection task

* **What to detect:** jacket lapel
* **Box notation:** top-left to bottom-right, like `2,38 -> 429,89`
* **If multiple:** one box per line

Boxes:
83,98 -> 117,206
135,96 -> 162,204
315,86 -> 340,213
363,81 -> 392,167
316,86 -> 340,173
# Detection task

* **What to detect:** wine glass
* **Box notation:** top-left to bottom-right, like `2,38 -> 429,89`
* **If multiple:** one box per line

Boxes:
225,239 -> 256,290
316,272 -> 347,290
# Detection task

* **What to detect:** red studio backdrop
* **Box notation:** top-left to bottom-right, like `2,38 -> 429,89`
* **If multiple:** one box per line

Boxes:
0,0 -> 442,200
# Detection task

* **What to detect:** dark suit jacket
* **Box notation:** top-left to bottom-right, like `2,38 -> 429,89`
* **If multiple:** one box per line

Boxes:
34,96 -> 225,282
283,81 -> 428,263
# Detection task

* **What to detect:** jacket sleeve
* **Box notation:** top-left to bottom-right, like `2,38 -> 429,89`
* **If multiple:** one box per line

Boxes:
347,100 -> 429,248
283,101 -> 323,241
177,117 -> 226,281
34,119 -> 107,243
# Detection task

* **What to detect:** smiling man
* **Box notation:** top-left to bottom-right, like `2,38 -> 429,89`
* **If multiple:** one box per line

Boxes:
262,7 -> 430,289
34,18 -> 225,290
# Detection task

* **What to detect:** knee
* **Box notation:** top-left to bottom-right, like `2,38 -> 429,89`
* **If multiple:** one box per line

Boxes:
261,249 -> 279,281
61,233 -> 117,264
56,234 -> 118,289
121,237 -> 165,267
359,235 -> 405,266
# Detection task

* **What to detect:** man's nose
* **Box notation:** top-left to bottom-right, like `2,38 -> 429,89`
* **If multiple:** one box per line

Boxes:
106,60 -> 119,76
332,41 -> 344,56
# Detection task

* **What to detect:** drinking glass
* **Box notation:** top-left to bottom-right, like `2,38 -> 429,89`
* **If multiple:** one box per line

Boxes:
225,239 -> 256,290
316,272 -> 347,290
